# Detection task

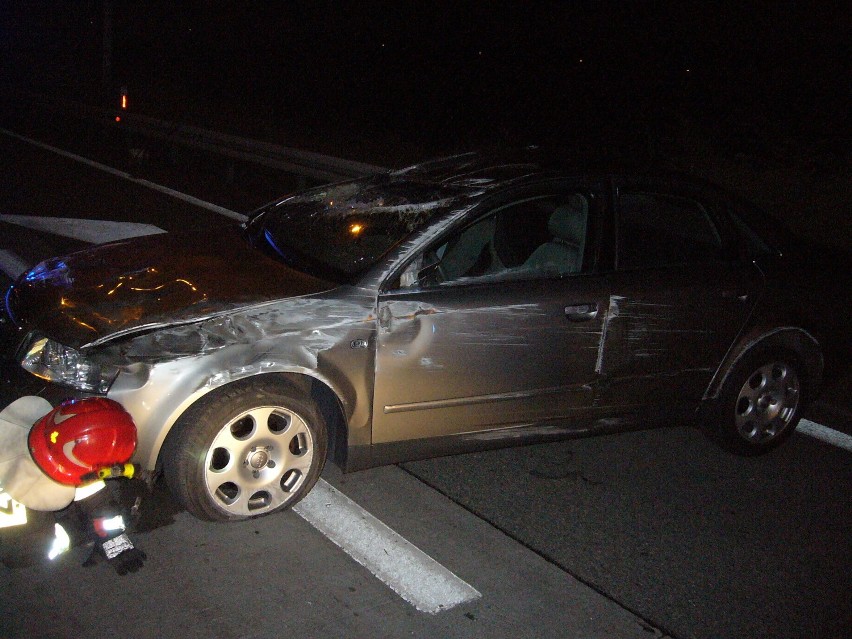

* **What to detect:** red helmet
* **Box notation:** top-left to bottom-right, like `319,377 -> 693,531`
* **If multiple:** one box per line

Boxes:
28,398 -> 137,486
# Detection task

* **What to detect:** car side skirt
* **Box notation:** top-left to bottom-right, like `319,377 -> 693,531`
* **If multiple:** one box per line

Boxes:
343,411 -> 694,472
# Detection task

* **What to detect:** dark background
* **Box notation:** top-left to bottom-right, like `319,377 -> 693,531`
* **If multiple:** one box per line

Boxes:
2,1 -> 848,155
0,1 -> 849,243
0,6 -> 850,638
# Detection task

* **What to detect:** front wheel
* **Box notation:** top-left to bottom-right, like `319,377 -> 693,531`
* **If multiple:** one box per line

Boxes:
163,377 -> 327,522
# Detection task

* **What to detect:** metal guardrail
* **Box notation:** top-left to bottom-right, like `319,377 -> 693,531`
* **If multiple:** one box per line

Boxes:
20,92 -> 388,182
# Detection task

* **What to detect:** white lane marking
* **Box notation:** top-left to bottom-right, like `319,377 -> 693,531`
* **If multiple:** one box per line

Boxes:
0,128 -> 247,222
0,214 -> 165,244
294,479 -> 481,614
797,419 -> 852,452
0,250 -> 30,279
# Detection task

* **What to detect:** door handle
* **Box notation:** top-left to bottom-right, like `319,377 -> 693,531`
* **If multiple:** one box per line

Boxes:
565,303 -> 598,321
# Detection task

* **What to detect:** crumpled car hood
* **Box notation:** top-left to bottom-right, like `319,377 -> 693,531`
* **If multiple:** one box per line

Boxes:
8,225 -> 337,348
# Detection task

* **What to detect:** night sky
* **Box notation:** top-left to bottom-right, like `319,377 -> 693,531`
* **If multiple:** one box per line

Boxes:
1,1 -> 849,158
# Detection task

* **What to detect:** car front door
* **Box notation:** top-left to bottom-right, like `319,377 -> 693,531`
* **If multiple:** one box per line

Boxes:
371,183 -> 610,446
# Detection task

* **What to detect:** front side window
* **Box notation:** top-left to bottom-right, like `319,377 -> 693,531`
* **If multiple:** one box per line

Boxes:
399,192 -> 592,288
617,191 -> 724,270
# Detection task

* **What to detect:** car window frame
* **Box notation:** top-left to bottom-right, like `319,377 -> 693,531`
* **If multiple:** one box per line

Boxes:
381,178 -> 605,293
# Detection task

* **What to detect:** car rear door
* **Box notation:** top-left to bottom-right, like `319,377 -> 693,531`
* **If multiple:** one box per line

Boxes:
594,179 -> 763,413
371,181 -> 610,445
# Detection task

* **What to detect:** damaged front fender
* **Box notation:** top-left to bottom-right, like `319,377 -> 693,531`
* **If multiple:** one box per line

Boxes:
102,290 -> 378,471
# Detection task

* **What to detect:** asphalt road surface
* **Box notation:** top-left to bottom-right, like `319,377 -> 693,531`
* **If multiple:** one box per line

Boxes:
0,124 -> 849,639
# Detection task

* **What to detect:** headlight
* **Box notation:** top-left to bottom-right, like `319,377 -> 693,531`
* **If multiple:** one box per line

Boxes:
20,336 -> 119,393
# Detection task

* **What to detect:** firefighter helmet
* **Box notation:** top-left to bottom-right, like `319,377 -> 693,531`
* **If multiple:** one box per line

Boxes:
28,397 -> 137,487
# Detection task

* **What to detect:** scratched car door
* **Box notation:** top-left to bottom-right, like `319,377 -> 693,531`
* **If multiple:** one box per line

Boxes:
371,185 -> 611,445
594,182 -> 762,413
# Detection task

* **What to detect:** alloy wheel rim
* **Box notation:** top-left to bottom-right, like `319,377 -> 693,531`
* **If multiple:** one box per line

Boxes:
734,362 -> 800,443
203,405 -> 314,516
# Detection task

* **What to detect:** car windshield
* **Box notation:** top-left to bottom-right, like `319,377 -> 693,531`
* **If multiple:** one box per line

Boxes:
245,177 -> 468,282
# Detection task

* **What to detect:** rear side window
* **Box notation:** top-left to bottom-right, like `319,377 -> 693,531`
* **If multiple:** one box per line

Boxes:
617,191 -> 724,270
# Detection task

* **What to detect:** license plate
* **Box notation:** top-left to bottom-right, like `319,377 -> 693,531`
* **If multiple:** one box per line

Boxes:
0,492 -> 27,528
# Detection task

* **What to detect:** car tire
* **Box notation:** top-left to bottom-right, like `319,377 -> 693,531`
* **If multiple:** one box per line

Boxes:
708,344 -> 805,456
162,376 -> 327,522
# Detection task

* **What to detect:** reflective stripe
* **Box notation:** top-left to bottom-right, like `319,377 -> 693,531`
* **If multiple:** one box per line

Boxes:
47,523 -> 71,560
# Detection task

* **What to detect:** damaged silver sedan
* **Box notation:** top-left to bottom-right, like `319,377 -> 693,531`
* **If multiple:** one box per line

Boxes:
0,152 -> 823,521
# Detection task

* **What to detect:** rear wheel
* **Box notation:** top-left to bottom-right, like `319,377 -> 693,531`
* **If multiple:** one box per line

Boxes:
709,345 -> 804,455
163,377 -> 327,522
